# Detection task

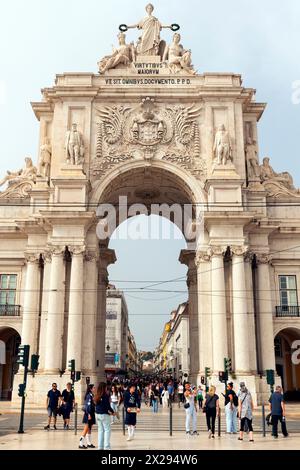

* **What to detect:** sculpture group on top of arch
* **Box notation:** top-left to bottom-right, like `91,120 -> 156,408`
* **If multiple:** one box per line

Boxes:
97,3 -> 196,75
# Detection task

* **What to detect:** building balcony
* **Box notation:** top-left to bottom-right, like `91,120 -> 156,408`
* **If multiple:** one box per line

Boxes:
0,304 -> 21,317
275,305 -> 300,317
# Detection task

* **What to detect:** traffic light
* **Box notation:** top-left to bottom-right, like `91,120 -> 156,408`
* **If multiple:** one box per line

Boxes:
68,359 -> 75,372
224,357 -> 232,374
205,367 -> 211,378
219,371 -> 227,383
266,369 -> 275,386
75,371 -> 81,382
18,383 -> 26,397
201,375 -> 205,385
17,345 -> 30,367
30,354 -> 40,372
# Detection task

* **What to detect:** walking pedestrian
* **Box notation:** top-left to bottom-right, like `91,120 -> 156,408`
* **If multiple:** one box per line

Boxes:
95,382 -> 115,450
44,383 -> 61,430
61,382 -> 75,430
203,385 -> 219,438
162,386 -> 169,408
79,384 -> 96,449
151,385 -> 159,413
269,385 -> 288,438
110,384 -> 121,423
178,382 -> 184,405
124,384 -> 141,441
197,385 -> 204,410
184,383 -> 198,435
237,382 -> 254,442
224,382 -> 238,434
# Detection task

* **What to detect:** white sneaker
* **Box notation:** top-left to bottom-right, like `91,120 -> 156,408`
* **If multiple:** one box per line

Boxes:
208,430 -> 212,439
127,436 -> 132,441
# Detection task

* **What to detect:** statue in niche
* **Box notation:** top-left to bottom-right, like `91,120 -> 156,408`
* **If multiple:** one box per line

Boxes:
163,33 -> 196,75
98,33 -> 136,73
39,137 -> 52,178
65,123 -> 85,165
245,138 -> 260,178
213,124 -> 232,165
259,157 -> 296,191
0,157 -> 37,189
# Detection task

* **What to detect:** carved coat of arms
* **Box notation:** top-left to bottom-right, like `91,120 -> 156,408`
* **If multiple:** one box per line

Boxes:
91,97 -> 206,180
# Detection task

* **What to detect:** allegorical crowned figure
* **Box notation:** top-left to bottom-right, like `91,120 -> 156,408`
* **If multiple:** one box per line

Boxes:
0,157 -> 37,189
39,137 -> 52,178
127,3 -> 173,56
65,123 -> 85,165
98,32 -> 136,73
163,33 -> 195,74
213,124 -> 232,165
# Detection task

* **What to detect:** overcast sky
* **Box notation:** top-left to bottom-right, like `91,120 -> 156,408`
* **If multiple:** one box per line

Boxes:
1,1 -> 300,350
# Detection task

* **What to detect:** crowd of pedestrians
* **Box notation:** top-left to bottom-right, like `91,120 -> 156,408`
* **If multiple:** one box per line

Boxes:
43,376 -> 289,449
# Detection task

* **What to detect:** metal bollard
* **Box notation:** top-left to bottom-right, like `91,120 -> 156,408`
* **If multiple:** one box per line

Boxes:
262,403 -> 266,437
169,402 -> 173,437
74,403 -> 78,436
218,408 -> 221,437
122,406 -> 126,436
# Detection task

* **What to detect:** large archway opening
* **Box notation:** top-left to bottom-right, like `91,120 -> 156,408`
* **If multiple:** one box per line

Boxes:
0,327 -> 21,400
92,163 -> 205,381
275,327 -> 300,401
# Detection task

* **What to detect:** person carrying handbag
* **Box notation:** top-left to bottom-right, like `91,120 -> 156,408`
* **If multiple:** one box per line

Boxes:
203,385 -> 220,438
184,383 -> 198,435
237,382 -> 254,442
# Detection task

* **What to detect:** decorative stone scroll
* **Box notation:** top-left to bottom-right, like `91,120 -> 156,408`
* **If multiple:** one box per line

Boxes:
91,97 -> 206,180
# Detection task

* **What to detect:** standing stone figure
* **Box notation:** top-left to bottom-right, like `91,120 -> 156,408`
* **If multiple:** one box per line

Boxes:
127,3 -> 171,56
245,139 -> 260,178
213,124 -> 232,165
65,123 -> 84,165
39,138 -> 52,178
98,33 -> 135,73
0,157 -> 37,189
163,33 -> 195,75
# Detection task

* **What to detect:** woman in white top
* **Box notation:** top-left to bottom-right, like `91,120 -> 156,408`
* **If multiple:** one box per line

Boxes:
184,383 -> 198,435
162,386 -> 170,408
110,385 -> 121,423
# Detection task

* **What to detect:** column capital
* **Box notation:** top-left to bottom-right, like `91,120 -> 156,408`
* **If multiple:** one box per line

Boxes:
195,249 -> 211,266
47,244 -> 66,257
256,253 -> 271,265
208,245 -> 227,258
69,245 -> 86,257
24,252 -> 41,264
231,245 -> 249,257
179,249 -> 195,267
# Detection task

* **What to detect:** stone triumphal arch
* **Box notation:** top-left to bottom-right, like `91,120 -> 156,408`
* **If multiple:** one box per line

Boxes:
1,4 -> 300,403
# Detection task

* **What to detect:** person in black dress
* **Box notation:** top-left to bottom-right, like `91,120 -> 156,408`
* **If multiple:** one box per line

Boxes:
79,384 -> 96,449
124,384 -> 141,441
61,382 -> 75,430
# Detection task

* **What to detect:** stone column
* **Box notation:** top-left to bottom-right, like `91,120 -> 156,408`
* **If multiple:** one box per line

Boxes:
196,250 -> 213,377
179,250 -> 198,383
256,254 -> 276,371
96,248 -> 116,380
66,246 -> 85,370
231,246 -> 250,373
21,253 -> 41,354
82,250 -> 98,373
210,246 -> 228,372
44,246 -> 66,373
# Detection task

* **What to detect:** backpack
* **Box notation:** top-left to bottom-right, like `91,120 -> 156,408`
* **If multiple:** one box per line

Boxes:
233,393 -> 238,407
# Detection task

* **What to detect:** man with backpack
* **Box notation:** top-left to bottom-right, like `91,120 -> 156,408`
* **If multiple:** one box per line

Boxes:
224,382 -> 238,434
